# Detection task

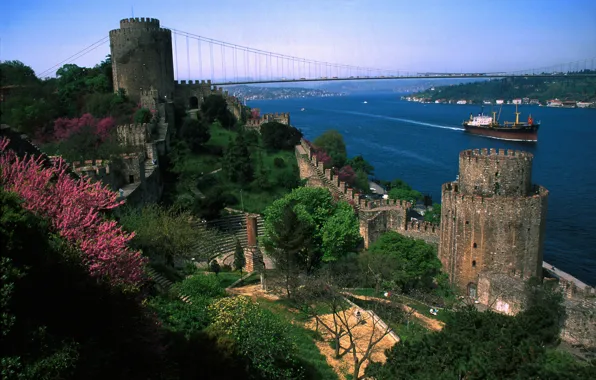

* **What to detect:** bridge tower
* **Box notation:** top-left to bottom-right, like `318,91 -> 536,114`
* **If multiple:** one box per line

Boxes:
109,18 -> 174,103
438,149 -> 549,297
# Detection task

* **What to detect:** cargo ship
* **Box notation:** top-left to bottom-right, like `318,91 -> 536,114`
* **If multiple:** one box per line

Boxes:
462,104 -> 540,142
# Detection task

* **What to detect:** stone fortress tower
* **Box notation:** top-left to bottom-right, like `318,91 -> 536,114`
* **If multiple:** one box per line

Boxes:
109,18 -> 175,103
439,148 -> 549,297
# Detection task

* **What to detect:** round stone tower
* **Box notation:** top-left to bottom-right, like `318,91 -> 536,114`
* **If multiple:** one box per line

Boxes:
109,18 -> 174,103
438,148 -> 549,297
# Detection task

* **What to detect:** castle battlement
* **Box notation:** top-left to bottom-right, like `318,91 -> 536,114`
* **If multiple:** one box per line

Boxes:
109,27 -> 170,36
459,147 -> 534,197
119,17 -> 161,28
460,148 -> 533,161
406,219 -> 438,232
174,80 -> 213,85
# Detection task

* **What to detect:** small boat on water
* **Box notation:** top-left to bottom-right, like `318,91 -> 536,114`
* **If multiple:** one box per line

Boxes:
462,104 -> 540,142
301,108 -> 305,111
363,101 -> 368,104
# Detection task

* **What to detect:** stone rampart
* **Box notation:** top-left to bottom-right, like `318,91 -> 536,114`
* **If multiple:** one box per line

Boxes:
440,179 -> 548,294
296,138 -> 440,247
174,80 -> 243,119
117,123 -> 151,147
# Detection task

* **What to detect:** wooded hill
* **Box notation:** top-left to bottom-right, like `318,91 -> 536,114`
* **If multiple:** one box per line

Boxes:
413,70 -> 596,103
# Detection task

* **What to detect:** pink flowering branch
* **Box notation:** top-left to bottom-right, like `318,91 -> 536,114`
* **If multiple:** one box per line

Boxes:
53,113 -> 115,141
0,137 -> 147,290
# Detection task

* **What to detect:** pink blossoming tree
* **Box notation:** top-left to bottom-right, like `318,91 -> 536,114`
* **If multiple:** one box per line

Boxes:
53,113 -> 116,141
0,137 -> 147,290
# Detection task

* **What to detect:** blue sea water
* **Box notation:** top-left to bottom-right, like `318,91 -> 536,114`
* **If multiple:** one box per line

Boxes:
249,92 -> 596,286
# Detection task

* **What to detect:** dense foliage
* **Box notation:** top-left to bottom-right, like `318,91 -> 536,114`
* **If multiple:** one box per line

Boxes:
0,189 -> 163,379
263,187 -> 361,286
313,129 -> 347,168
260,121 -> 303,150
119,204 -> 223,266
364,231 -> 442,293
366,288 -> 596,379
209,296 -> 304,379
180,116 -> 211,153
0,138 -> 146,290
200,94 -> 236,128
414,70 -> 596,103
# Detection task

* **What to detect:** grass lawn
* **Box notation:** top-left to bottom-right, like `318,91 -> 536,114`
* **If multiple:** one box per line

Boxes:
348,296 -> 430,343
216,271 -> 243,288
177,153 -> 222,177
348,288 -> 451,323
207,122 -> 237,148
176,122 -> 301,214
258,298 -> 339,380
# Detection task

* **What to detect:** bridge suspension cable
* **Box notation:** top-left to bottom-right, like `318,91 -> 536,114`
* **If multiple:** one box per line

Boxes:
37,36 -> 109,78
165,27 -> 409,82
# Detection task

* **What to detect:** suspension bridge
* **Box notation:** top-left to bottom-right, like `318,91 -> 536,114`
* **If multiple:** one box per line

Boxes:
38,21 -> 596,85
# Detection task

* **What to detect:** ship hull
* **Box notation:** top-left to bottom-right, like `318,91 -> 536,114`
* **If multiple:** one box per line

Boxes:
463,124 -> 539,142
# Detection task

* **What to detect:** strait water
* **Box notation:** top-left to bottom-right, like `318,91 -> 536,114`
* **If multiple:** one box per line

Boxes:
249,92 -> 596,286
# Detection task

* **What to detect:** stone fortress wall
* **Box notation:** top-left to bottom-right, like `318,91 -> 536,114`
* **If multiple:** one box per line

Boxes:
109,18 -> 175,104
295,138 -> 440,248
105,15 -> 595,348
245,110 -> 291,130
174,80 -> 243,120
439,148 -> 549,293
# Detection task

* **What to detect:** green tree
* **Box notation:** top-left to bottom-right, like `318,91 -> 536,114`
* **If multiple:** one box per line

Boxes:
388,187 -> 422,203
260,121 -> 303,150
180,117 -> 211,153
423,203 -> 441,224
223,132 -> 254,185
263,202 -> 315,297
366,288 -> 595,380
313,129 -> 347,168
366,231 -> 441,292
234,239 -> 246,276
119,204 -> 217,266
263,187 -> 361,268
200,94 -> 236,128
346,155 -> 374,175
320,201 -> 361,262
209,296 -> 303,380
0,60 -> 39,85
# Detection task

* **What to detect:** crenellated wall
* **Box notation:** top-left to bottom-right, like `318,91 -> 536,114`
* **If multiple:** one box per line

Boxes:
173,80 -> 243,120
245,112 -> 291,131
295,138 -> 440,247
439,149 -> 548,295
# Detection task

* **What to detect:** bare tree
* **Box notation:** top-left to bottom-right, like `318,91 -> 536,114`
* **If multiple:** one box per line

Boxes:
295,276 -> 404,380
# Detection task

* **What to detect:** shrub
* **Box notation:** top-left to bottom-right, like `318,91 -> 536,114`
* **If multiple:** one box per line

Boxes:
273,157 -> 286,168
209,296 -> 304,379
134,107 -> 152,123
171,273 -> 226,302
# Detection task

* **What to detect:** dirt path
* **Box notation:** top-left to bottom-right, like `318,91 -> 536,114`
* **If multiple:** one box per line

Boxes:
226,284 -> 280,301
346,293 -> 445,332
305,307 -> 397,379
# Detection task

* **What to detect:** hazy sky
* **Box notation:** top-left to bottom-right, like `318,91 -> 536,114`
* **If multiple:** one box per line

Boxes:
1,0 -> 595,79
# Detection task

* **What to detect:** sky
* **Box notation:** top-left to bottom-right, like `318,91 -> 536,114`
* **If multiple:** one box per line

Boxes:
1,0 -> 596,80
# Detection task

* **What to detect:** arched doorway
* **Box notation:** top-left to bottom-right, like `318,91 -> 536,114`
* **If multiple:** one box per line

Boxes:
467,282 -> 477,298
189,96 -> 199,109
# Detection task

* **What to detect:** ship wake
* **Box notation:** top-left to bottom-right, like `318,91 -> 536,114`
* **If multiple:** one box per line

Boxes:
330,110 -> 465,132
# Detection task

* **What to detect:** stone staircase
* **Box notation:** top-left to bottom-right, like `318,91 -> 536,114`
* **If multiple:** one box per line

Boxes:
146,266 -> 193,304
312,161 -> 361,212
191,213 -> 265,261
